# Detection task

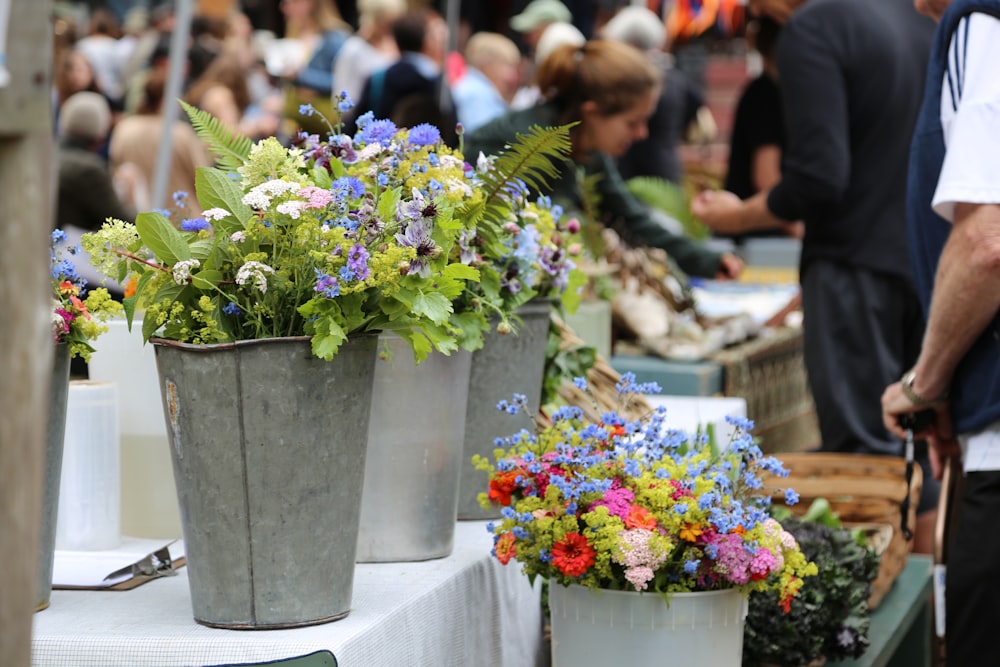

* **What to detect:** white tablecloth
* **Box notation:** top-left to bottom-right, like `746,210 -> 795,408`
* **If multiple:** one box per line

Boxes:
32,521 -> 546,667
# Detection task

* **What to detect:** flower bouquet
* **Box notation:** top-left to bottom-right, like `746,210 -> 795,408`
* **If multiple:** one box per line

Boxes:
476,374 -> 817,604
81,97 -> 574,362
51,229 -> 122,360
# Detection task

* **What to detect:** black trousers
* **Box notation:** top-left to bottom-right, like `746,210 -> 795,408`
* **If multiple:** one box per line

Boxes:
801,259 -> 939,512
946,469 -> 1000,666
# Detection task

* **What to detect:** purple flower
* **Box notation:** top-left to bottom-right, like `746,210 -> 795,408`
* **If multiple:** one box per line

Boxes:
394,217 -> 436,278
408,123 -> 441,147
181,217 -> 210,232
347,243 -> 370,280
313,269 -> 340,298
590,487 -> 635,520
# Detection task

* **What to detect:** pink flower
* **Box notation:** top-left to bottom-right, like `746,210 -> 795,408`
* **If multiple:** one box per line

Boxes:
298,186 -> 334,209
749,547 -> 778,581
590,487 -> 634,520
708,532 -> 752,585
614,529 -> 668,591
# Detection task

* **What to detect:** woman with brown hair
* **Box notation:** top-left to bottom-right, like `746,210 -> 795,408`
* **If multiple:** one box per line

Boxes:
465,39 -> 742,279
183,47 -> 253,134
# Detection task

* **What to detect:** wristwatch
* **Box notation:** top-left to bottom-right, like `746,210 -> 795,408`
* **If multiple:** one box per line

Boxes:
900,370 -> 948,407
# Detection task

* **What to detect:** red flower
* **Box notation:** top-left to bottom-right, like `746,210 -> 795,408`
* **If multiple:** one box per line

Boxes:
494,532 -> 517,565
552,532 -> 596,577
488,470 -> 522,506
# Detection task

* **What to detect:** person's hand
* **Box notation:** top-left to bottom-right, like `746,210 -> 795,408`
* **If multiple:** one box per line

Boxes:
715,252 -> 744,280
786,221 -> 805,239
691,190 -> 746,234
881,381 -> 958,479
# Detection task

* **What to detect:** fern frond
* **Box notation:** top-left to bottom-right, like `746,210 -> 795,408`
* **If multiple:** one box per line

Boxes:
458,124 -> 573,245
180,100 -> 253,173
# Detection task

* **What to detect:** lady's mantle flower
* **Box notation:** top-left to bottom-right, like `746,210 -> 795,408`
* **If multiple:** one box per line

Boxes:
172,259 -> 201,285
235,261 -> 275,293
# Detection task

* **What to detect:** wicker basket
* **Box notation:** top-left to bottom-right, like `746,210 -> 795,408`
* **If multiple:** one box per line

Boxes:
769,452 -> 923,610
710,327 -> 820,454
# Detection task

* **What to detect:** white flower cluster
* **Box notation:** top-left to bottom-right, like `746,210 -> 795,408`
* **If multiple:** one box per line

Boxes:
276,201 -> 306,219
235,261 -> 276,293
241,179 -> 303,210
172,259 -> 201,285
202,208 -> 231,221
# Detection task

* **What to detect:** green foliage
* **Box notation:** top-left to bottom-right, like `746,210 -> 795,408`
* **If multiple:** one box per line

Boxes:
180,100 -> 253,173
541,318 -> 597,407
626,176 -> 710,241
742,511 -> 880,667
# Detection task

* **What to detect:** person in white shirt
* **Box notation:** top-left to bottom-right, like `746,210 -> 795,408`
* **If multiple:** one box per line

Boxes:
881,1 -> 1000,663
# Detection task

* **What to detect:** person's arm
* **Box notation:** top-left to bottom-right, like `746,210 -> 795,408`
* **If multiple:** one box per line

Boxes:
595,153 -> 736,279
751,145 -> 782,192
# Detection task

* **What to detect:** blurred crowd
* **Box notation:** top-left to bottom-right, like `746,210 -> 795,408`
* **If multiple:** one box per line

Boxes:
50,0 -> 731,227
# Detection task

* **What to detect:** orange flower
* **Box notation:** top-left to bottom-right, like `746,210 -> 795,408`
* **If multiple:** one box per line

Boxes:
69,295 -> 90,318
494,532 -> 517,565
624,505 -> 657,530
552,532 -> 596,577
679,522 -> 703,542
124,276 -> 138,298
58,280 -> 79,296
732,525 -> 747,536
488,470 -> 522,506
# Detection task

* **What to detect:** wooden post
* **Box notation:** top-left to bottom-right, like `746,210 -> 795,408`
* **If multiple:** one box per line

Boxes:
0,0 -> 54,665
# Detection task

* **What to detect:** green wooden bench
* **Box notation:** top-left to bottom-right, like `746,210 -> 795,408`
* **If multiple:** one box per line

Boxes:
828,554 -> 933,667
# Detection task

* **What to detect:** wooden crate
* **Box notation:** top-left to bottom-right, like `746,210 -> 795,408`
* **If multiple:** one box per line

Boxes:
710,327 -> 820,453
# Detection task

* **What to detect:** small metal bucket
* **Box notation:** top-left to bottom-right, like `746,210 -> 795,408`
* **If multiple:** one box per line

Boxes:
37,343 -> 70,612
153,335 -> 377,629
357,335 -> 472,562
457,299 -> 551,520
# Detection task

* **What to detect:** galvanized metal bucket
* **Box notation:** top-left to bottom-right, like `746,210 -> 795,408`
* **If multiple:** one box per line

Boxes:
457,299 -> 551,520
153,335 -> 377,629
37,343 -> 70,612
356,335 -> 472,562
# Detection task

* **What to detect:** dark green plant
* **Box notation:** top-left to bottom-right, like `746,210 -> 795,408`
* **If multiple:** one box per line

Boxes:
742,508 -> 880,667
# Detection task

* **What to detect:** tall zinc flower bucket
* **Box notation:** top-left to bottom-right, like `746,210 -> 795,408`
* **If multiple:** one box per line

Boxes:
548,584 -> 748,667
152,335 -> 377,629
356,334 -> 472,562
37,343 -> 70,612
457,299 -> 551,520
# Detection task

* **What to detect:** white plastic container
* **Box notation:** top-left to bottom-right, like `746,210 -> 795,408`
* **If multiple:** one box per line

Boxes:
87,317 -> 182,539
548,583 -> 747,667
55,381 -> 121,550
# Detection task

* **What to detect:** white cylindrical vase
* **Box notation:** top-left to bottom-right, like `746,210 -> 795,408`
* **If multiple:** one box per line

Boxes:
55,380 -> 121,550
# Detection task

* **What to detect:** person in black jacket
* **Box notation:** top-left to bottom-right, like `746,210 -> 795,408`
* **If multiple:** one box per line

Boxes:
692,0 -> 940,553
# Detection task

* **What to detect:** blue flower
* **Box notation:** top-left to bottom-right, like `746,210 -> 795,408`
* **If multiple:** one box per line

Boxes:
359,118 -> 397,145
338,266 -> 356,282
336,91 -> 354,113
347,243 -> 370,280
683,559 -> 700,574
181,217 -> 209,232
152,207 -> 172,218
172,190 -> 189,207
573,377 -> 588,390
51,229 -> 67,244
331,176 -> 366,199
313,269 -> 340,298
408,123 -> 441,146
784,488 -> 800,505
222,301 -> 242,316
299,103 -> 315,117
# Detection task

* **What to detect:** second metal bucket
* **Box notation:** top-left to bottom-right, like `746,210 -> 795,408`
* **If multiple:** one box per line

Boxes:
357,334 -> 472,562
457,299 -> 551,520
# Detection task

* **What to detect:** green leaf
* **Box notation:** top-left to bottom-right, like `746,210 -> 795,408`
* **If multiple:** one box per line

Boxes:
451,311 -> 488,351
312,320 -> 347,360
195,167 -> 254,226
311,164 -> 333,189
411,291 -> 453,325
181,100 -> 253,173
442,263 -> 480,283
377,187 -> 402,225
135,212 -> 191,265
559,268 -> 588,315
191,269 -> 223,291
